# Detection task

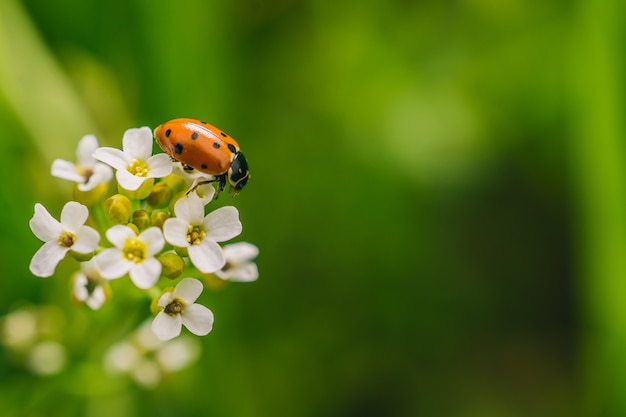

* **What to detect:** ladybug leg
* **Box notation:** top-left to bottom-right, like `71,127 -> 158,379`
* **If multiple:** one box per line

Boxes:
185,174 -> 227,199
186,177 -> 216,196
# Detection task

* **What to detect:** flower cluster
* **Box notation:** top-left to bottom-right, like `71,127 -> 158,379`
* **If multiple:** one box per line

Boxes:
29,127 -> 259,344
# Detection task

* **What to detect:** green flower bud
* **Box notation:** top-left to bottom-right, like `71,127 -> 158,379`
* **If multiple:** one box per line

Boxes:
151,210 -> 169,229
148,181 -> 174,208
126,223 -> 139,234
161,173 -> 188,194
104,194 -> 132,224
132,209 -> 151,230
118,178 -> 154,200
158,252 -> 185,279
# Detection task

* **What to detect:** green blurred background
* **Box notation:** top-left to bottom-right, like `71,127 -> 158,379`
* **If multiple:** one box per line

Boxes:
1,0 -> 626,415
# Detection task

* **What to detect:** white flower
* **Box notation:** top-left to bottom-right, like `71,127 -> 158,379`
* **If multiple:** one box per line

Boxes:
104,320 -> 200,387
95,225 -> 164,289
163,194 -> 242,273
214,242 -> 259,282
151,278 -> 214,341
93,127 -> 172,191
72,259 -> 107,310
51,134 -> 113,191
29,202 -> 100,277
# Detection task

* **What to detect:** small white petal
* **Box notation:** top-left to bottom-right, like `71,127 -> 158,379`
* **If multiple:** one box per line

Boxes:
129,258 -> 161,289
93,147 -> 131,171
60,202 -> 88,232
139,227 -> 165,256
216,263 -> 259,282
157,292 -> 173,308
196,182 -> 216,205
29,204 -> 62,242
77,163 -> 112,192
72,226 -> 100,253
30,241 -> 70,277
204,206 -> 242,242
85,286 -> 106,310
73,274 -> 89,301
96,249 -> 133,279
122,127 -> 153,160
152,312 -> 182,341
182,304 -> 214,336
77,134 -> 99,166
173,194 -> 205,224
146,154 -> 173,178
163,218 -> 192,248
223,242 -> 259,263
51,159 -> 83,183
173,278 -> 203,303
115,169 -> 146,191
106,225 -> 137,248
188,240 -> 225,273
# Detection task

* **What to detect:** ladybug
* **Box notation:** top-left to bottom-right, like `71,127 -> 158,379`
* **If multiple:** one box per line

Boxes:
154,118 -> 250,195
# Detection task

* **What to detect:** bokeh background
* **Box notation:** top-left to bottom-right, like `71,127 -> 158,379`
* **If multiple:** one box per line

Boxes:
1,0 -> 625,415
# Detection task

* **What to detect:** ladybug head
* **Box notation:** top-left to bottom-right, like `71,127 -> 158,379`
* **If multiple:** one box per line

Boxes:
228,152 -> 250,194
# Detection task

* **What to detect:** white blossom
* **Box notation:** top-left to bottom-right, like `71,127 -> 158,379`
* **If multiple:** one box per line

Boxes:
93,127 -> 172,191
29,202 -> 100,277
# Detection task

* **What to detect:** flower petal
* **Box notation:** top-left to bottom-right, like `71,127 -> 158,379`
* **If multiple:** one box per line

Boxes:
72,225 -> 100,253
216,262 -> 259,282
51,159 -> 83,183
173,278 -> 203,303
115,169 -> 146,191
60,201 -> 88,232
139,227 -> 165,256
146,154 -> 173,178
129,258 -> 161,289
188,239 -> 225,273
77,134 -> 99,166
30,241 -> 70,277
122,127 -> 153,160
93,147 -> 131,171
163,218 -> 191,247
223,242 -> 259,263
29,203 -> 62,242
152,312 -> 182,341
78,163 -> 113,192
106,225 -> 136,248
203,206 -> 242,242
173,194 -> 205,224
96,248 -> 133,279
86,286 -> 106,310
182,304 -> 214,336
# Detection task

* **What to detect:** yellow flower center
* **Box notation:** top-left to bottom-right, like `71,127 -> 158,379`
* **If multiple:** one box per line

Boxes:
164,298 -> 185,316
123,238 -> 147,263
186,225 -> 205,245
58,231 -> 76,247
127,159 -> 149,177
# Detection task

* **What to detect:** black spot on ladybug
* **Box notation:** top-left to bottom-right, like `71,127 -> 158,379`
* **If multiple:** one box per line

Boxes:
191,132 -> 199,140
212,142 -> 221,149
220,132 -> 227,137
227,144 -> 236,153
201,163 -> 208,169
165,129 -> 172,138
174,143 -> 183,154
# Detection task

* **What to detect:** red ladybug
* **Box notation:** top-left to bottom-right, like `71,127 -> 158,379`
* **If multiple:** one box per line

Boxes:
154,118 -> 249,195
